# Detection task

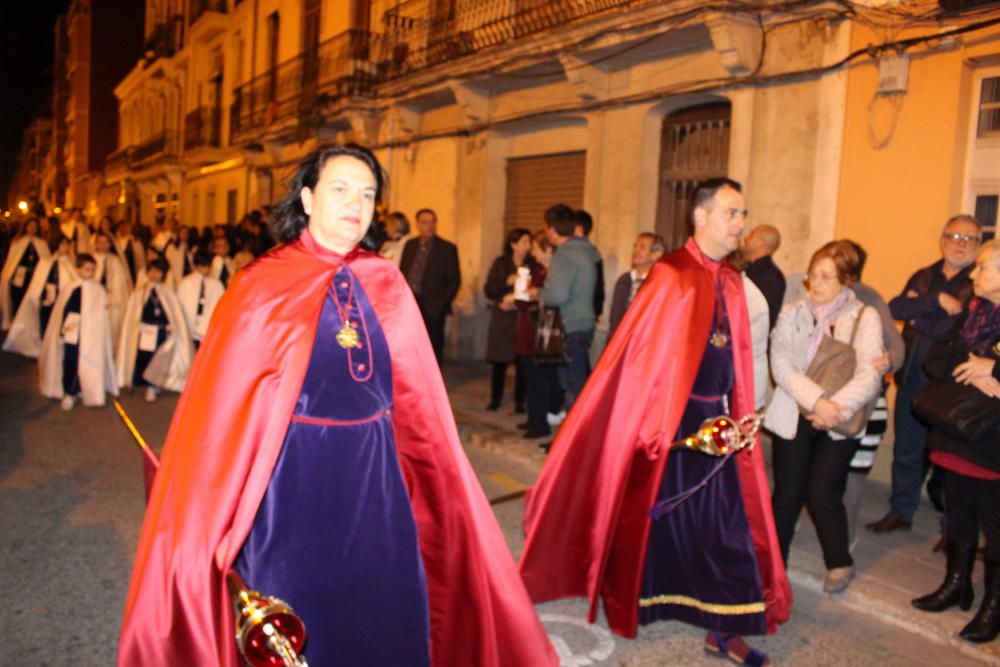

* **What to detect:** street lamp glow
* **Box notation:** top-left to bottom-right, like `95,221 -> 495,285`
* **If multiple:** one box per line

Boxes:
53,206 -> 63,214
17,201 -> 28,213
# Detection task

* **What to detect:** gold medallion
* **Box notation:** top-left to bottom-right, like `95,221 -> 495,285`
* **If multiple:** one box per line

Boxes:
336,322 -> 361,349
709,331 -> 729,348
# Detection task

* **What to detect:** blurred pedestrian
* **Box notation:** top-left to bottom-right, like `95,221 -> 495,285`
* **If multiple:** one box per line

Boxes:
484,227 -> 533,412
608,232 -> 664,339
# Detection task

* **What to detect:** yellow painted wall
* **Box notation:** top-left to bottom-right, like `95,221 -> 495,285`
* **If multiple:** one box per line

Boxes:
836,24 -> 998,301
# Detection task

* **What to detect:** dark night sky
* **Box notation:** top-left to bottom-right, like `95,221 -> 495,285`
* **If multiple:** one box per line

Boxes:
1,1 -> 73,207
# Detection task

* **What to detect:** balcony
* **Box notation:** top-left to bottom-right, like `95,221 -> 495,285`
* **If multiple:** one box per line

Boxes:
130,132 -> 178,166
143,15 -> 184,62
190,0 -> 227,24
184,108 -> 222,149
230,30 -> 382,144
379,0 -> 647,76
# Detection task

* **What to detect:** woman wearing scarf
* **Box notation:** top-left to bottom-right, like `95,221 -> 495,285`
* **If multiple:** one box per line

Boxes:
912,238 -> 1000,643
764,240 -> 883,594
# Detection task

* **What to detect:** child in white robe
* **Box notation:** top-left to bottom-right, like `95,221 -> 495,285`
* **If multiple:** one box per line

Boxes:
176,249 -> 224,351
116,258 -> 193,403
38,253 -> 118,410
1,218 -> 51,330
4,236 -> 77,358
92,232 -> 133,348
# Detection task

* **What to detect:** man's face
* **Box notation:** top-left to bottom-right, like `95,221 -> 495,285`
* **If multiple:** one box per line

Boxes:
631,237 -> 655,269
416,212 -> 436,239
147,267 -> 165,283
213,237 -> 230,257
693,186 -> 747,261
940,220 -> 981,272
78,262 -> 96,281
95,235 -> 111,254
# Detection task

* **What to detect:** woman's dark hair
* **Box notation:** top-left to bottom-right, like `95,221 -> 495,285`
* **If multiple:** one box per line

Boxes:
270,143 -> 387,251
504,227 -> 532,256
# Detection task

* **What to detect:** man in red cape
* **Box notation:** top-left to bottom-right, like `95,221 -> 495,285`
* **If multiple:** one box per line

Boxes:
118,147 -> 556,667
520,178 -> 791,662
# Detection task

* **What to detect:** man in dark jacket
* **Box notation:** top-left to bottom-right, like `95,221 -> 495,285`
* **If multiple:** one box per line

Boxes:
608,232 -> 665,339
741,224 -> 785,331
400,208 -> 461,365
868,214 -> 981,533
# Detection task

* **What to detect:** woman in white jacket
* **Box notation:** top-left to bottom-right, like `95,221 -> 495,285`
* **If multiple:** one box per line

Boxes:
764,240 -> 883,595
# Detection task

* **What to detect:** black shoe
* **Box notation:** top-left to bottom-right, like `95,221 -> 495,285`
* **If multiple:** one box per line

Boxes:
485,401 -> 500,411
912,542 -> 976,612
866,513 -> 912,533
516,421 -> 530,430
524,428 -> 550,439
961,559 -> 1000,643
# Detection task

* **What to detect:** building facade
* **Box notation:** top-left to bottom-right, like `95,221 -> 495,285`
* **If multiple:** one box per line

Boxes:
103,0 -> 1000,360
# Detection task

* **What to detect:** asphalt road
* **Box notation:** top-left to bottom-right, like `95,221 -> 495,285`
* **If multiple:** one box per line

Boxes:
0,349 -> 993,666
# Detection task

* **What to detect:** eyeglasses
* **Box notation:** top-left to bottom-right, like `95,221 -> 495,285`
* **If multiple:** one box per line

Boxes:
943,232 -> 981,244
807,272 -> 840,283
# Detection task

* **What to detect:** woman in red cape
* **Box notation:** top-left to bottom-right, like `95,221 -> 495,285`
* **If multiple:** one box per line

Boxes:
117,144 -> 556,667
519,181 -> 791,647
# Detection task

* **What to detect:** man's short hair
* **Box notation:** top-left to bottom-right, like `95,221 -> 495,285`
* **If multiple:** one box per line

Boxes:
944,214 -> 982,234
574,209 -> 593,236
637,232 -> 666,255
193,249 -> 212,268
415,208 -> 437,223
691,178 -> 743,213
544,204 -> 576,237
76,253 -> 96,269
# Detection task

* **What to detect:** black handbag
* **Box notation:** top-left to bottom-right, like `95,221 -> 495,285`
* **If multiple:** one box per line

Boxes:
912,381 -> 1000,442
801,306 -> 876,437
533,306 -> 568,366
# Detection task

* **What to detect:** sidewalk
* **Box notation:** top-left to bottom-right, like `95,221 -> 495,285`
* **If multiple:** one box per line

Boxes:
442,361 -> 1000,666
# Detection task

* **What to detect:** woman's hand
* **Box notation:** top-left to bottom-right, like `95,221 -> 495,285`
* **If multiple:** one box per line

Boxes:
970,375 -> 1000,399
807,397 -> 845,430
953,354 -> 996,384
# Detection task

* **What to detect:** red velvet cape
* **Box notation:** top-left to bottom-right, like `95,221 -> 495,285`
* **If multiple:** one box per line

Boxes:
118,231 -> 557,667
519,241 -> 791,637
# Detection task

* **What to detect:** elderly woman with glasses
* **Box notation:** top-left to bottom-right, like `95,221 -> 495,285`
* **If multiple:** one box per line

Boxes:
764,240 -> 883,595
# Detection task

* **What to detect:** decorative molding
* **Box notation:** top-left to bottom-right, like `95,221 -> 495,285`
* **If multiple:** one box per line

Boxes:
558,55 -> 608,101
449,81 -> 489,123
704,12 -> 763,77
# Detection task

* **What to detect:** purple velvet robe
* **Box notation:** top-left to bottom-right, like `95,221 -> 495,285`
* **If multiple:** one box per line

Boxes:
639,287 -> 766,635
234,266 -> 431,665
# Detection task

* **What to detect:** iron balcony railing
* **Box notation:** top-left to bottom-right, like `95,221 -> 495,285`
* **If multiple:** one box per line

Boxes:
379,0 -> 635,76
230,30 -> 382,143
131,132 -> 178,164
143,15 -> 184,61
184,108 -> 222,149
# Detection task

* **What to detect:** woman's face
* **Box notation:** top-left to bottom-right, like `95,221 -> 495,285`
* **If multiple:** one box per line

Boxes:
971,249 -> 1000,304
511,234 -> 531,261
301,155 -> 377,254
807,256 -> 846,306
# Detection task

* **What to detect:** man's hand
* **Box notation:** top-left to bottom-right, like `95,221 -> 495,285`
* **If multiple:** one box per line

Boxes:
970,375 -> 1000,399
954,354 -> 997,384
938,292 -> 962,316
807,398 -> 845,430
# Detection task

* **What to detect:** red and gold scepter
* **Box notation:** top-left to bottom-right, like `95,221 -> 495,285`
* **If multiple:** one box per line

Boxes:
113,400 -> 309,667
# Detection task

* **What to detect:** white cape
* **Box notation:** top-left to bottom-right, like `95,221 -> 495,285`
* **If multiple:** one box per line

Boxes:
115,236 -> 146,283
95,252 -> 133,348
3,255 -> 77,358
1,236 -> 51,330
116,281 -> 193,393
176,272 -> 225,342
210,255 -> 236,288
39,280 -> 119,406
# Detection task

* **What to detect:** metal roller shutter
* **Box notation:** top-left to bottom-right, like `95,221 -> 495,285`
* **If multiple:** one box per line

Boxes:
503,151 -> 586,235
